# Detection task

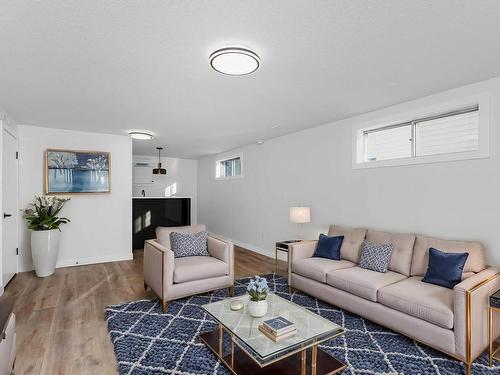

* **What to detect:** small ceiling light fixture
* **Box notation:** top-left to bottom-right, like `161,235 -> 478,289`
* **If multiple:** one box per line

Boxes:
209,47 -> 260,76
256,140 -> 265,145
128,129 -> 154,140
153,147 -> 167,175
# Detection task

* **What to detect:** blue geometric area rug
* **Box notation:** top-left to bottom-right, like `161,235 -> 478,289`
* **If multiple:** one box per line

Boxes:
105,274 -> 498,374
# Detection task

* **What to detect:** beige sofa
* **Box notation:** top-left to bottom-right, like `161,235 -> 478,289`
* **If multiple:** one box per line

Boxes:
144,224 -> 234,313
289,225 -> 500,375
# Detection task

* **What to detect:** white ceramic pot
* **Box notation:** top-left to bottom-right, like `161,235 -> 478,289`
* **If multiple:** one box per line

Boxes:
31,229 -> 61,277
247,299 -> 268,318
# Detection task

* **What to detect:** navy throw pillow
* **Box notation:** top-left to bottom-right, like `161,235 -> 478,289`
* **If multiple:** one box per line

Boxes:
422,248 -> 469,289
313,234 -> 343,260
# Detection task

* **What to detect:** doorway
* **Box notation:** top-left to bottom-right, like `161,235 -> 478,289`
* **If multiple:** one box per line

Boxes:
2,126 -> 18,286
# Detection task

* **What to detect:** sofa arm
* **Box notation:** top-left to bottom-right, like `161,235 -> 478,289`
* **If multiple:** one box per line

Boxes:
208,236 -> 231,263
144,239 -> 174,301
208,236 -> 234,283
289,241 -> 318,263
288,241 -> 318,284
453,267 -> 500,361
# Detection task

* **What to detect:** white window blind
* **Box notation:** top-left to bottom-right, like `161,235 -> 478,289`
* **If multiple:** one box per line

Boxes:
415,110 -> 479,157
216,156 -> 242,179
363,105 -> 479,163
365,124 -> 412,161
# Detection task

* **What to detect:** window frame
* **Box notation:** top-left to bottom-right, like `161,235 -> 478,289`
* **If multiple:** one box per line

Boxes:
352,93 -> 490,169
215,153 -> 243,180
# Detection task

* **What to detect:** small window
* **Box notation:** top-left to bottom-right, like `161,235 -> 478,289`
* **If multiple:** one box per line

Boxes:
216,156 -> 242,179
362,105 -> 479,163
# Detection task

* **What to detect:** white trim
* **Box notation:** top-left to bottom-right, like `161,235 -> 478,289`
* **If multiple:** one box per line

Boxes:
211,236 -> 289,262
232,239 -> 274,259
55,252 -> 133,268
352,92 -> 491,169
18,252 -> 133,272
215,152 -> 243,180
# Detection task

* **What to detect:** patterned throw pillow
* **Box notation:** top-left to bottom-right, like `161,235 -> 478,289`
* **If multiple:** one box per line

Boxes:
169,230 -> 209,258
359,240 -> 394,273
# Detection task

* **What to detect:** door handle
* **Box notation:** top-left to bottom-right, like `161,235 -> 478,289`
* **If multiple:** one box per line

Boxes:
3,213 -> 12,218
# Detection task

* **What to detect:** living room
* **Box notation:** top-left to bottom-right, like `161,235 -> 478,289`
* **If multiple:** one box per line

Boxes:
1,2 -> 500,375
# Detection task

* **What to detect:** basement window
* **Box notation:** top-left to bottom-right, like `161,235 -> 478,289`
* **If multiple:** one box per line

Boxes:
216,155 -> 242,179
353,95 -> 490,169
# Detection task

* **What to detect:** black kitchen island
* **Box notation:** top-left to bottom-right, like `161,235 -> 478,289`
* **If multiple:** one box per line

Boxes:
132,197 -> 191,250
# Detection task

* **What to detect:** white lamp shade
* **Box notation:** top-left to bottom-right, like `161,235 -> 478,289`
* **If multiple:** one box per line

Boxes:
289,207 -> 311,224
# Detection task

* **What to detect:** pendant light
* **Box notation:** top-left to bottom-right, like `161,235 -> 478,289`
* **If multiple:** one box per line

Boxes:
153,147 -> 167,175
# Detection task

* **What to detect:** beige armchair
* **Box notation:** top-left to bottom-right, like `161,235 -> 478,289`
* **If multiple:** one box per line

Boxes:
143,224 -> 234,313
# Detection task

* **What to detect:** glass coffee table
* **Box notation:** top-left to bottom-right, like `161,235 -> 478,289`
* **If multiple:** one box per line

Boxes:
200,293 -> 346,375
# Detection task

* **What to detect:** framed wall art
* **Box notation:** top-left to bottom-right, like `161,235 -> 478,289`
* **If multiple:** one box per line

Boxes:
45,149 -> 111,194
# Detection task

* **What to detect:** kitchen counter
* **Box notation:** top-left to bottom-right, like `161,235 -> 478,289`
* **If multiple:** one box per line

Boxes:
132,197 -> 191,249
133,196 -> 192,199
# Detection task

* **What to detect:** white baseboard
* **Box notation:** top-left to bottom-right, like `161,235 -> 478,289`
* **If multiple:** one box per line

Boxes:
18,252 -> 134,272
56,252 -> 134,268
205,233 -> 289,261
223,239 -> 286,262
233,240 -> 274,259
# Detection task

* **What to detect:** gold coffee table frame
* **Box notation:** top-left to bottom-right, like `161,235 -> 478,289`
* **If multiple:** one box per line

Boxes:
199,323 -> 346,375
200,293 -> 346,375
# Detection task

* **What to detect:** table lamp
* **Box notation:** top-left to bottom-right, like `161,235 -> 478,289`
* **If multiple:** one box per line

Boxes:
289,206 -> 311,240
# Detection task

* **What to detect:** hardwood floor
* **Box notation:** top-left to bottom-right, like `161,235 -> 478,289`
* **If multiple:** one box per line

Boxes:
3,246 -> 286,375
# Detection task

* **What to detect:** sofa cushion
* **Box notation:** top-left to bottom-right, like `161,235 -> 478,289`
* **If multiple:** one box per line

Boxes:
411,235 -> 485,276
292,258 -> 355,283
328,225 -> 367,263
313,234 -> 343,260
378,276 -> 454,329
422,248 -> 469,289
174,256 -> 228,283
326,266 -> 407,302
170,230 -> 209,258
366,230 -> 416,276
359,240 -> 394,273
156,224 -> 206,248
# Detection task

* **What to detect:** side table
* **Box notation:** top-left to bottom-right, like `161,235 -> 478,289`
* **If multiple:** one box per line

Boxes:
489,289 -> 500,366
275,240 -> 313,276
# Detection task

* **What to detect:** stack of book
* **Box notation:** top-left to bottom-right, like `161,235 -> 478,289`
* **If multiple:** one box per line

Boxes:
258,316 -> 297,342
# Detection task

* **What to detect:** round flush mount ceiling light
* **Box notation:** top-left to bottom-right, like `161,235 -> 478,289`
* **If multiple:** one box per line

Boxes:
209,47 -> 260,75
128,129 -> 154,140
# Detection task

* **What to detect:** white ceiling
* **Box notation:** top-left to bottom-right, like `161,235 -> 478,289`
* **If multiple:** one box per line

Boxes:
1,1 -> 500,158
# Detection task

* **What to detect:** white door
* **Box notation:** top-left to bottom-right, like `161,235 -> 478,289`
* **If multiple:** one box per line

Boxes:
2,128 -> 18,286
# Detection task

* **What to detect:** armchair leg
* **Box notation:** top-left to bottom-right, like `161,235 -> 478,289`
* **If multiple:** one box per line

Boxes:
288,286 -> 294,295
143,281 -> 148,290
228,286 -> 234,297
162,300 -> 168,313
465,362 -> 471,375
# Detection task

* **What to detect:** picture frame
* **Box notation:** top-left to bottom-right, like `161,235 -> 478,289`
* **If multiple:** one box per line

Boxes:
45,149 -> 111,194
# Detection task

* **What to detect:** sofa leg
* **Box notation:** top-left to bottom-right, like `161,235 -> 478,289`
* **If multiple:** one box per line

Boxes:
228,286 -> 234,297
288,286 -> 294,295
162,300 -> 168,313
143,281 -> 148,290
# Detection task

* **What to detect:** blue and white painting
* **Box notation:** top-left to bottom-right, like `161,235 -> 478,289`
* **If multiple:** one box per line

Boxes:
46,150 -> 110,193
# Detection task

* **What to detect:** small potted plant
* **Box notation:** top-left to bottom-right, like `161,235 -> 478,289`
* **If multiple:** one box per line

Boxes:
246,276 -> 270,317
22,196 -> 70,277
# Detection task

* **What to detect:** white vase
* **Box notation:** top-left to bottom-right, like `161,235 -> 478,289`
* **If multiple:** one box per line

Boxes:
31,229 -> 61,277
247,299 -> 268,318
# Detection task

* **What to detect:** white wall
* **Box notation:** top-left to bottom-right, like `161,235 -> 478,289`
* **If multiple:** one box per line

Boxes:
17,125 -> 133,271
198,76 -> 500,266
132,155 -> 198,223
